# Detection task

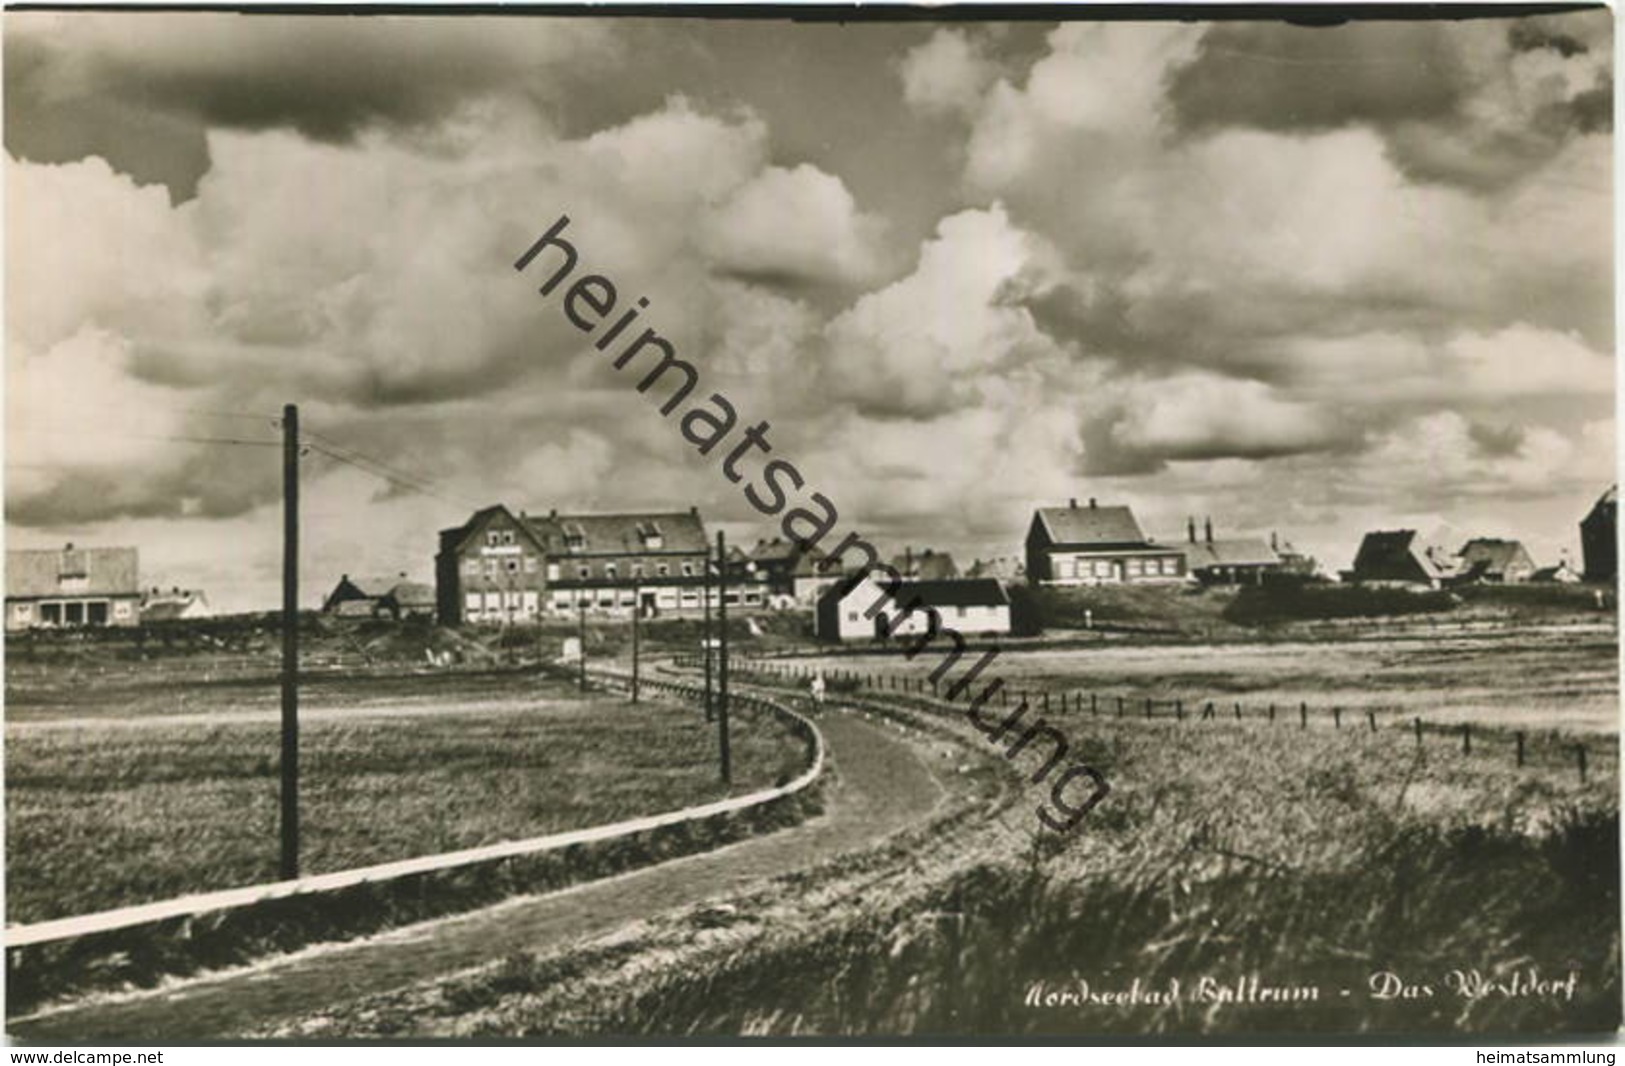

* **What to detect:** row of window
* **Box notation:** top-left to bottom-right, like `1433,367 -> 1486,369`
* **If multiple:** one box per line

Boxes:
461,555 -> 711,581
10,599 -> 135,626
463,586 -> 762,621
1066,556 -> 1181,578
483,528 -> 667,552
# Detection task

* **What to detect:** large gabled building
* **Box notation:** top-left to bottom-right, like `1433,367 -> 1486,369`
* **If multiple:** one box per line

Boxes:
1345,530 -> 1457,588
1455,538 -> 1536,584
435,504 -> 714,625
1025,498 -> 1185,586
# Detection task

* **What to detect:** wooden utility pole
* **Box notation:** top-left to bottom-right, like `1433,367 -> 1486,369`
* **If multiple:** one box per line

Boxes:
577,599 -> 588,691
701,554 -> 714,722
631,581 -> 641,704
717,531 -> 732,785
280,403 -> 300,881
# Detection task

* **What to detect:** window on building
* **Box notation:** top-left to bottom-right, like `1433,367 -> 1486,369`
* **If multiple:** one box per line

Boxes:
41,603 -> 61,626
1127,559 -> 1143,577
65,602 -> 85,626
847,611 -> 859,622
487,531 -> 501,547
631,563 -> 644,579
1162,558 -> 1179,575
463,559 -> 480,575
88,602 -> 108,626
502,531 -> 515,546
578,565 -> 591,579
681,563 -> 694,577
14,603 -> 32,621
546,563 -> 560,581
505,559 -> 519,573
485,558 -> 498,575
524,556 -> 537,573
1094,561 -> 1111,577
956,605 -> 967,618
605,563 -> 618,580
657,564 -> 670,577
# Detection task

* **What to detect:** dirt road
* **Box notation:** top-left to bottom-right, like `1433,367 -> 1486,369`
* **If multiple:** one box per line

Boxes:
10,709 -> 949,1041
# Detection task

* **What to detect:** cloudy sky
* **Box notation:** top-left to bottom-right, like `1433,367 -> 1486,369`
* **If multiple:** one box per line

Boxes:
5,10 -> 1614,610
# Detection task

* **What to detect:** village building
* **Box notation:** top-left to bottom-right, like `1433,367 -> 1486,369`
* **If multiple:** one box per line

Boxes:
140,587 -> 211,622
816,575 -> 1011,641
965,556 -> 1026,582
746,537 -> 842,605
1025,498 -> 1186,586
324,574 -> 436,620
1176,518 -> 1281,586
1345,530 -> 1457,588
6,544 -> 141,630
889,548 -> 960,581
1581,485 -> 1616,582
1455,538 -> 1536,584
435,504 -> 716,625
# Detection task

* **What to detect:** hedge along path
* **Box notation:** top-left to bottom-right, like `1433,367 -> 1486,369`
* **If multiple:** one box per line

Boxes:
6,668 -> 825,954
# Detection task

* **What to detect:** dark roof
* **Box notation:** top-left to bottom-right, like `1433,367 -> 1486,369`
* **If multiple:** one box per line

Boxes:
1182,538 -> 1280,569
894,578 -> 1010,608
1584,485 -> 1617,525
7,547 -> 139,599
525,510 -> 708,555
1351,530 -> 1452,581
1457,538 -> 1531,573
1034,504 -> 1148,547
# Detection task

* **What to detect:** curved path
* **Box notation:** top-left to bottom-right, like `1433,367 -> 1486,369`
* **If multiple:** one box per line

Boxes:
11,709 -> 948,1041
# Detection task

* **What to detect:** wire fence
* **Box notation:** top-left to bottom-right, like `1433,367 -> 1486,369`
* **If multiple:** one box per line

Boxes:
684,655 -> 1613,785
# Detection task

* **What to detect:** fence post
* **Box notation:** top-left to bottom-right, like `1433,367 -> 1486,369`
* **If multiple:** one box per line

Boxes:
1176,699 -> 1184,721
1203,701 -> 1214,720
1333,707 -> 1342,729
1145,697 -> 1153,719
1043,692 -> 1051,714
1576,744 -> 1588,783
1462,723 -> 1471,755
1117,696 -> 1124,718
1414,717 -> 1423,747
1300,702 -> 1308,730
1090,693 -> 1097,715
1367,711 -> 1377,733
1268,703 -> 1275,723
1515,731 -> 1525,768
1234,702 -> 1242,721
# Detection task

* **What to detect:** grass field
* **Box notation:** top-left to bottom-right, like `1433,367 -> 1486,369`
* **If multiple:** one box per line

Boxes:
5,671 -> 805,924
762,627 -> 1620,734
284,626 -> 1621,1038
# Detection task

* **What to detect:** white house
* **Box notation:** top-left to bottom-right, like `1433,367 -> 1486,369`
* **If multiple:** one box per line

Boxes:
816,576 -> 1011,642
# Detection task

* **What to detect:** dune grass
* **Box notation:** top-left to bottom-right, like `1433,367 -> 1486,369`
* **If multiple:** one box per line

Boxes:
6,677 -> 803,924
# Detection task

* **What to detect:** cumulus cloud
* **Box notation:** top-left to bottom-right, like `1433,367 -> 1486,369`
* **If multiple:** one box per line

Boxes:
702,163 -> 889,287
899,29 -> 999,117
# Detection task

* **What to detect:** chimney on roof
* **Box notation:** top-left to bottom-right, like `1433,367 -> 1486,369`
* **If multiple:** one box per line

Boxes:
64,542 -> 74,551
1069,497 -> 1078,509
1271,531 -> 1279,552
690,505 -> 698,516
1089,498 -> 1097,509
549,509 -> 557,519
905,546 -> 914,574
1187,517 -> 1196,544
1204,517 -> 1213,544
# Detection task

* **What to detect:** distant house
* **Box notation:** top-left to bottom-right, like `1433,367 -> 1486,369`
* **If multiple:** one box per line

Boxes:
324,574 -> 436,621
1346,530 -> 1456,588
1025,498 -> 1185,586
435,504 -> 712,625
816,575 -> 1011,642
1455,538 -> 1536,584
889,548 -> 960,581
140,587 -> 211,622
747,537 -> 841,605
1530,560 -> 1583,584
966,556 -> 1025,582
1581,485 -> 1616,582
1177,518 -> 1280,586
6,544 -> 140,630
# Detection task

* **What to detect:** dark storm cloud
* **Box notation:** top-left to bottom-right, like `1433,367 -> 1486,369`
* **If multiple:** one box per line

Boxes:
1165,16 -> 1612,192
4,15 -> 613,198
1167,22 -> 1469,135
